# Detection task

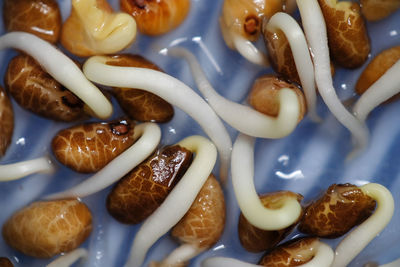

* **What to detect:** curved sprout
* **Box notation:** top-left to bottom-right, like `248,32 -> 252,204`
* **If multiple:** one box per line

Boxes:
83,56 -> 231,182
331,183 -> 394,267
296,0 -> 369,158
44,123 -> 161,200
219,16 -> 269,66
167,47 -> 301,139
125,136 -> 217,267
264,12 -> 321,122
0,156 -> 54,182
353,60 -> 400,122
0,32 -> 112,119
46,248 -> 88,267
151,244 -> 203,267
231,133 -> 302,230
231,33 -> 269,66
201,241 -> 334,267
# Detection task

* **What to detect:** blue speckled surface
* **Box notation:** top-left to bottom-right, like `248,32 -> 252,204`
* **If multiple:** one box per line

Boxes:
0,0 -> 399,266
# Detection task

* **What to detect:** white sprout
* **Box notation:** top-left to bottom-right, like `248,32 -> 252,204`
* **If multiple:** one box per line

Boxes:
264,12 -> 321,122
151,244 -> 204,267
296,0 -> 369,158
201,240 -> 334,267
231,33 -> 269,66
219,17 -> 269,66
46,248 -> 88,267
231,133 -> 302,230
353,59 -> 400,122
167,47 -> 301,139
0,156 -> 54,182
331,183 -> 394,267
0,32 -> 112,119
44,123 -> 161,200
125,135 -> 217,267
83,56 -> 231,182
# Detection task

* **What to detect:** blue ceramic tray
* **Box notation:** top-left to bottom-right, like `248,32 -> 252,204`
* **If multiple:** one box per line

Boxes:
0,0 -> 399,266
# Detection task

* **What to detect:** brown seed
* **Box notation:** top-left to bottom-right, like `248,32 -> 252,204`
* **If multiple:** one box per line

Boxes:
52,119 -> 135,173
120,0 -> 190,35
0,257 -> 13,267
3,0 -> 61,44
238,191 -> 303,253
220,0 -> 283,45
106,145 -> 193,224
2,199 -> 92,258
258,237 -> 319,266
318,0 -> 370,68
360,0 -> 400,21
356,46 -> 400,100
106,54 -> 174,123
0,87 -> 13,157
4,54 -> 86,122
263,27 -> 300,85
248,75 -> 306,121
171,174 -> 225,249
298,183 -> 376,238
262,24 -> 335,85
149,262 -> 185,267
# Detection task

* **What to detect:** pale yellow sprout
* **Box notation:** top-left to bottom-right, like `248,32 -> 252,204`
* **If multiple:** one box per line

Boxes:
167,47 -> 301,139
0,32 -> 112,119
83,56 -> 231,183
296,0 -> 369,158
126,136 -> 217,267
46,248 -> 88,267
231,133 -> 302,230
264,12 -> 320,122
353,60 -> 400,122
0,156 -> 54,182
151,244 -> 202,267
332,183 -> 394,267
61,0 -> 137,57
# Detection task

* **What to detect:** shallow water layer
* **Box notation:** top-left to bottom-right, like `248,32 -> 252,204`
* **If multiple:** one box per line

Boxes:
0,0 -> 399,266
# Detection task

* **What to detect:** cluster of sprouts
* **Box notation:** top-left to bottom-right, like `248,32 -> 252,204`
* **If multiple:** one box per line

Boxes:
296,0 -> 369,158
219,0 -> 400,158
82,55 -> 232,182
0,0 -> 399,266
167,47 -> 302,139
0,32 -> 112,182
0,32 -> 112,119
203,182 -> 394,266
